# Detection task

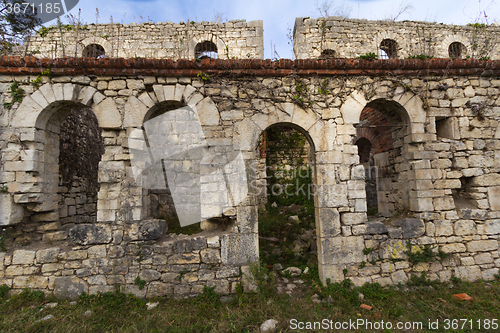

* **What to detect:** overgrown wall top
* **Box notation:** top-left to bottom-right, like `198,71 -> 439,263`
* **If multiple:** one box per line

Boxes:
26,20 -> 264,60
293,17 -> 500,60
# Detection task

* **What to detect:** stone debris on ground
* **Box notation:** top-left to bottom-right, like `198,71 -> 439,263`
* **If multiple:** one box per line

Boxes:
260,319 -> 279,332
360,304 -> 373,311
282,267 -> 302,277
84,310 -> 92,316
146,302 -> 159,310
40,302 -> 58,311
452,293 -> 473,301
35,315 -> 54,323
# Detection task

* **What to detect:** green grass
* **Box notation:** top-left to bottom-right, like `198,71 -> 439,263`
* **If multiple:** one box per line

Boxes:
0,276 -> 499,332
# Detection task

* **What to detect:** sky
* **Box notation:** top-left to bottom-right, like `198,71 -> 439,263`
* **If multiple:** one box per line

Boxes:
46,0 -> 499,59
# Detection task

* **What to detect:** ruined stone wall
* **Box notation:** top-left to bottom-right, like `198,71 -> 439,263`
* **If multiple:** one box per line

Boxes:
26,20 -> 264,60
0,57 -> 499,298
293,17 -> 500,60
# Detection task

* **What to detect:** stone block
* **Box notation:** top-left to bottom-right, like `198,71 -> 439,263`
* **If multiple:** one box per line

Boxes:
125,219 -> 167,241
69,224 -> 112,245
139,269 -> 161,282
317,208 -> 340,237
36,248 -> 60,264
435,220 -> 453,236
200,248 -> 221,264
340,212 -> 366,225
366,221 -> 388,234
433,197 -> 455,211
146,281 -> 173,298
454,220 -> 476,236
237,206 -> 257,233
488,187 -> 500,211
467,240 -> 498,252
0,193 -> 24,225
13,276 -> 48,289
167,253 -> 200,264
484,220 -> 500,234
319,236 -> 364,265
221,234 -> 258,265
12,250 -> 36,265
393,218 -> 425,238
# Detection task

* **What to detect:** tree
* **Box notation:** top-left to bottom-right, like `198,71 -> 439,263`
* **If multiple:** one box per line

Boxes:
0,0 -> 41,55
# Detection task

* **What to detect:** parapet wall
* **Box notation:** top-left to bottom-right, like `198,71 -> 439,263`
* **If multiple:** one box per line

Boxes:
26,20 -> 264,60
293,17 -> 500,60
0,57 -> 499,298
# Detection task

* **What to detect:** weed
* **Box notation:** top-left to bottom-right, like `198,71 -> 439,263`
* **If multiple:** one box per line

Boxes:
407,54 -> 434,60
407,271 -> 439,287
317,78 -> 330,95
359,261 -> 366,269
197,72 -> 210,81
0,228 -> 10,252
404,241 -> 448,266
0,284 -> 10,298
357,52 -> 378,61
134,276 -> 146,290
197,286 -> 220,303
3,81 -> 25,109
247,259 -> 275,298
363,247 -> 374,255
0,185 -> 8,193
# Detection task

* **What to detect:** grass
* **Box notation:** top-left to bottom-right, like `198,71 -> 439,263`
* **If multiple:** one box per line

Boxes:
0,275 -> 499,332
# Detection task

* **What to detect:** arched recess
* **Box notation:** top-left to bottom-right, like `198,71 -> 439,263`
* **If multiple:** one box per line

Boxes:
187,34 -> 226,60
355,99 -> 411,216
124,83 -> 222,228
78,37 -> 113,58
9,83 -> 111,225
319,41 -> 343,59
438,35 -> 470,59
255,122 -> 317,269
372,32 -> 407,59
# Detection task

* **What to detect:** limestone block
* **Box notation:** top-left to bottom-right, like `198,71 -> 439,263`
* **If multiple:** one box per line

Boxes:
123,96 -> 148,127
0,193 -> 24,226
366,221 -> 388,234
433,197 -> 455,211
124,219 -> 167,241
319,236 -> 364,265
221,233 -> 258,265
317,208 -> 341,237
488,187 -> 500,211
146,282 -> 173,298
13,276 -> 49,289
88,245 -> 107,258
167,253 -> 200,264
435,220 -> 454,236
454,265 -> 482,282
173,237 -> 206,253
474,253 -> 493,265
454,220 -> 476,236
54,276 -> 88,299
126,79 -> 145,90
484,220 -> 500,234
317,184 -> 348,208
340,212 -> 366,225
467,240 -> 498,252
139,269 -> 161,282
5,266 -> 24,276
41,263 -> 64,273
392,218 -> 425,238
291,105 -> 318,131
237,206 -> 257,233
391,270 -> 408,284
196,97 -> 220,126
380,239 -> 407,260
470,174 -> 500,186
108,80 -> 126,90
69,224 -> 112,245
123,284 -> 147,298
410,197 -> 434,212
12,250 -> 36,265
36,248 -> 60,264
308,119 -> 336,152
340,90 -> 366,124
93,98 -> 122,128
318,264 -> 345,284
200,248 -> 221,264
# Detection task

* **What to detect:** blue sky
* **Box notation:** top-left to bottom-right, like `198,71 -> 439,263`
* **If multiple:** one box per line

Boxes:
47,0 -> 499,59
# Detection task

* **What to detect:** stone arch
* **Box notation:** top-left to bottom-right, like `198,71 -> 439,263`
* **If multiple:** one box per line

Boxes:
78,37 -> 113,57
188,34 -> 226,60
320,41 -> 343,58
342,89 -> 426,134
438,35 -> 470,58
123,83 -> 219,128
10,83 -> 121,130
373,31 -> 407,59
8,83 -> 108,223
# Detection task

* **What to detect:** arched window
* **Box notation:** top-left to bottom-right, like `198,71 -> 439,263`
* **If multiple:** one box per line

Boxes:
448,42 -> 465,59
320,49 -> 336,59
82,44 -> 105,58
195,41 -> 218,59
379,39 -> 397,59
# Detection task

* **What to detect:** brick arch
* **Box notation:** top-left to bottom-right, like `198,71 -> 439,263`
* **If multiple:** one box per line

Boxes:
355,106 -> 394,154
10,83 -> 120,130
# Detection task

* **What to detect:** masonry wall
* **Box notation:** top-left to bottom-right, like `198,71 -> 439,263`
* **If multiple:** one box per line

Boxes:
293,17 -> 500,60
26,20 -> 264,60
0,57 -> 499,298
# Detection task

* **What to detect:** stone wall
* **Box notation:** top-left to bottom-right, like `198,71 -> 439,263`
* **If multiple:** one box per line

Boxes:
26,20 -> 264,60
0,56 -> 499,298
293,17 -> 500,60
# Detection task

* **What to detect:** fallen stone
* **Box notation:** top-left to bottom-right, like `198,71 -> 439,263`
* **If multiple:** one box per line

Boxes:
84,310 -> 92,316
452,293 -> 472,301
282,267 -> 302,277
360,304 -> 373,311
35,315 -> 54,323
40,303 -> 58,311
289,216 -> 300,223
146,302 -> 159,310
260,319 -> 279,332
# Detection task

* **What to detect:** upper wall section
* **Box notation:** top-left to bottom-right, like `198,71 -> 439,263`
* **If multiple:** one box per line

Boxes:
293,17 -> 500,60
27,20 -> 264,60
